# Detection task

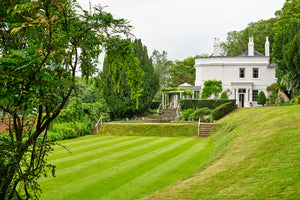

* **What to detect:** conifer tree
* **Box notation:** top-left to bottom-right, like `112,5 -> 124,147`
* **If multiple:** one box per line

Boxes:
100,39 -> 159,119
257,91 -> 267,107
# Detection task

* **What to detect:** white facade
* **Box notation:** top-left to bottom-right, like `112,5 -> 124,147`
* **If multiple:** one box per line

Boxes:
195,37 -> 277,107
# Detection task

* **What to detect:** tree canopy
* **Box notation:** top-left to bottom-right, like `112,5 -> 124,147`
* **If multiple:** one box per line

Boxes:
222,18 -> 277,57
100,39 -> 159,119
151,49 -> 173,88
273,0 -> 300,96
167,57 -> 195,87
0,0 -> 138,199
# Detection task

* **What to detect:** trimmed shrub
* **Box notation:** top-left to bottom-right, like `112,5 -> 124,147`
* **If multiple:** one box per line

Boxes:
180,99 -> 236,110
191,107 -> 211,122
257,91 -> 267,107
212,102 -> 236,120
220,92 -> 228,100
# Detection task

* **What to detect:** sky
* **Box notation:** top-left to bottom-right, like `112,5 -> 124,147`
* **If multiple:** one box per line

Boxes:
77,0 -> 286,62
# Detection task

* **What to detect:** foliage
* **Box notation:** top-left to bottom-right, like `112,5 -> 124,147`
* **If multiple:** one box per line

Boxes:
180,99 -> 236,110
0,0 -> 135,199
211,102 -> 236,120
182,109 -> 195,121
71,77 -> 98,103
161,87 -> 193,96
220,92 -> 229,100
150,101 -> 162,109
267,83 -> 279,92
201,80 -> 223,99
257,91 -> 267,106
167,57 -> 195,87
191,107 -> 212,122
291,95 -> 300,104
55,98 -> 110,123
100,39 -> 159,119
222,18 -> 277,57
151,50 -> 173,88
273,0 -> 300,96
48,122 -> 93,141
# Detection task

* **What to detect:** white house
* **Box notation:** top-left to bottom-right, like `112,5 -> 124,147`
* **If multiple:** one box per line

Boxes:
194,37 -> 277,107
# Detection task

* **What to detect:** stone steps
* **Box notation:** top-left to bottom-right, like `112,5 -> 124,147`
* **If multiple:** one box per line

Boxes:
148,108 -> 177,123
199,123 -> 212,137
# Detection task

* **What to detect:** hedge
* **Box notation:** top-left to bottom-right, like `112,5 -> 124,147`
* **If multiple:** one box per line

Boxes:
150,101 -> 162,109
212,102 -> 236,120
179,99 -> 236,110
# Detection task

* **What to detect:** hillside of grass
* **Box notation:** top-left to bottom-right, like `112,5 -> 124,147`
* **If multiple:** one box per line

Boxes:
141,105 -> 300,199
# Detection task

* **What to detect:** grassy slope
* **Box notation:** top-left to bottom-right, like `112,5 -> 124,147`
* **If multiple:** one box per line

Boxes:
141,105 -> 300,199
40,135 -> 212,200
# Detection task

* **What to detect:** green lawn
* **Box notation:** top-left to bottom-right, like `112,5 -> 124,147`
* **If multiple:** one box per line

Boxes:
40,135 -> 212,200
141,105 -> 300,199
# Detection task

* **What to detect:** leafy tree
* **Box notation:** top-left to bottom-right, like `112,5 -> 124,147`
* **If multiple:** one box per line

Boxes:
0,0 -> 138,199
220,92 -> 229,100
222,18 -> 277,57
71,77 -> 98,103
100,39 -> 159,119
257,91 -> 267,106
201,80 -> 223,99
151,49 -> 173,88
273,0 -> 300,96
168,57 -> 195,87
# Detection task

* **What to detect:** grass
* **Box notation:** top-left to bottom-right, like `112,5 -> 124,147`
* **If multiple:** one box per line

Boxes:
39,135 -> 212,200
98,124 -> 199,137
141,105 -> 300,199
40,105 -> 300,199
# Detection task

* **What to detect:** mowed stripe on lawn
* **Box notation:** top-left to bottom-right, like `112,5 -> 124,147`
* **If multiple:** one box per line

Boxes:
40,135 -> 210,200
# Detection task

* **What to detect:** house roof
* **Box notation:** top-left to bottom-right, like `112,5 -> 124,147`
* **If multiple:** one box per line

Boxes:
178,82 -> 193,87
269,62 -> 278,67
238,50 -> 265,57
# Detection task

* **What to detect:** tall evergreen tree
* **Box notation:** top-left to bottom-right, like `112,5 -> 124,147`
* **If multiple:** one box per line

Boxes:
100,39 -> 159,119
273,0 -> 300,96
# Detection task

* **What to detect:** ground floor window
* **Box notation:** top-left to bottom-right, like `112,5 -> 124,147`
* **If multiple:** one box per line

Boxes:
252,90 -> 258,101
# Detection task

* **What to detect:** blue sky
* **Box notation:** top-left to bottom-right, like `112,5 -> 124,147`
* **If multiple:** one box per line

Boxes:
77,0 -> 285,62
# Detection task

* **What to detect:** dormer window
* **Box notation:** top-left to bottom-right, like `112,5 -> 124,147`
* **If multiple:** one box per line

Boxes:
239,68 -> 245,78
253,68 -> 259,78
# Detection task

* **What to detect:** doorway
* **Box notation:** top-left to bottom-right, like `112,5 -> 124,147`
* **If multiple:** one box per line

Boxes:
238,89 -> 246,107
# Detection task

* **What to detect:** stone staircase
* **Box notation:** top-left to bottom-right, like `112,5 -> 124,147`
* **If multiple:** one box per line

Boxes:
199,123 -> 212,137
148,108 -> 177,123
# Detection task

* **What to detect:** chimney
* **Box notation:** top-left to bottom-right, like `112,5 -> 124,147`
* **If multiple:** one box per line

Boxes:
248,37 -> 254,56
265,37 -> 270,56
213,37 -> 221,56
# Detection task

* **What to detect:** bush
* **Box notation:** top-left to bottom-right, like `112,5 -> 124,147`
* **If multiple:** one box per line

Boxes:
257,91 -> 267,107
48,121 -> 93,141
212,102 -> 236,120
182,109 -> 195,121
220,92 -> 228,100
191,107 -> 211,122
291,95 -> 300,104
55,99 -> 110,123
180,99 -> 236,110
150,101 -> 162,109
